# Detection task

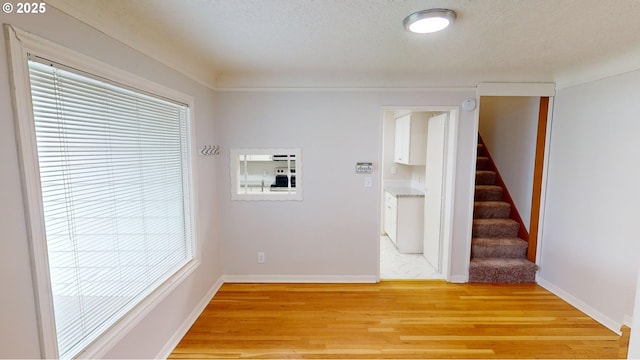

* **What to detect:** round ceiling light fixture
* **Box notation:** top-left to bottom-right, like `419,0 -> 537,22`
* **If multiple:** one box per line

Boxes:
403,8 -> 457,34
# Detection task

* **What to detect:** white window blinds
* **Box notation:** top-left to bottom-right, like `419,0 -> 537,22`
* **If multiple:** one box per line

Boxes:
27,59 -> 195,359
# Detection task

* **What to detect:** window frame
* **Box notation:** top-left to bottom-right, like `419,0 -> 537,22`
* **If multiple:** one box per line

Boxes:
5,25 -> 201,359
230,148 -> 303,201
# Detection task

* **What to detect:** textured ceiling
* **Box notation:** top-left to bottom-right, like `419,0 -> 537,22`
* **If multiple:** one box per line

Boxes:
49,0 -> 640,89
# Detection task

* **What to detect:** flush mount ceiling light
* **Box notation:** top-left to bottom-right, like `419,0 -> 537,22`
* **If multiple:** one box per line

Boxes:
403,8 -> 457,34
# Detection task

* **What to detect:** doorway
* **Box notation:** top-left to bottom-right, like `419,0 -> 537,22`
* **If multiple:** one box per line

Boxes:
476,96 -> 550,264
379,107 -> 458,280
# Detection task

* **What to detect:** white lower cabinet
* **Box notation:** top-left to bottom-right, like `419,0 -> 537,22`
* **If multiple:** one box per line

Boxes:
384,191 -> 424,253
384,191 -> 398,244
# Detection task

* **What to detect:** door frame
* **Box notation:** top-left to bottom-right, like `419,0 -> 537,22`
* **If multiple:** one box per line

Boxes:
527,96 -> 550,262
378,106 -> 459,281
423,112 -> 449,272
475,83 -> 555,269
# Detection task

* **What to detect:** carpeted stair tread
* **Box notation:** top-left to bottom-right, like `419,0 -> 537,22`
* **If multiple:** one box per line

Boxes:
472,218 -> 519,237
469,258 -> 537,283
470,139 -> 537,284
471,237 -> 528,258
474,201 -> 511,219
475,170 -> 496,185
475,185 -> 503,201
476,156 -> 490,170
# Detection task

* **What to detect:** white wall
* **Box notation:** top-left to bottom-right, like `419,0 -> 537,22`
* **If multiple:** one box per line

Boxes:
0,9 -> 222,359
478,96 -> 539,231
629,265 -> 640,358
411,165 -> 426,188
214,90 -> 477,281
538,69 -> 640,333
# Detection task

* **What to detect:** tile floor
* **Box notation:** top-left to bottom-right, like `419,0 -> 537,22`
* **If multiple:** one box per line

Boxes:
379,236 -> 442,280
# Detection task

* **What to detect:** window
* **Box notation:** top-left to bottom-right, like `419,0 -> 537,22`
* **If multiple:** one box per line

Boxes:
230,148 -> 302,201
7,27 -> 198,359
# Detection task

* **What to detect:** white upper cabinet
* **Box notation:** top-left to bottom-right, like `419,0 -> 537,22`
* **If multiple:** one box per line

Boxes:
393,112 -> 428,165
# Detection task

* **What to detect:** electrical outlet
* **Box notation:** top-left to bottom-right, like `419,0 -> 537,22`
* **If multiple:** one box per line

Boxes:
257,252 -> 265,264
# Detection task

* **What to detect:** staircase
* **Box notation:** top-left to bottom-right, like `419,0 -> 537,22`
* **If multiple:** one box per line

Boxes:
469,141 -> 538,283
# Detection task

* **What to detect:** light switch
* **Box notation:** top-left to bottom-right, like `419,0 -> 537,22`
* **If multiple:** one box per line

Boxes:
364,176 -> 373,187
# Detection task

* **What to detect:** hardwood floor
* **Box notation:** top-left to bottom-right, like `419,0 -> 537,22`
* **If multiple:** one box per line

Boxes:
169,281 -> 627,359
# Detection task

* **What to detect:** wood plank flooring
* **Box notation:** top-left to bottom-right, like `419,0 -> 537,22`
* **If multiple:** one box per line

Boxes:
169,281 -> 626,359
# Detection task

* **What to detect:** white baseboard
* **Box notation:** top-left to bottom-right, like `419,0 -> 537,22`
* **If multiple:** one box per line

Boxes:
156,276 -> 224,359
223,274 -> 378,283
537,277 -> 622,335
448,274 -> 467,283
